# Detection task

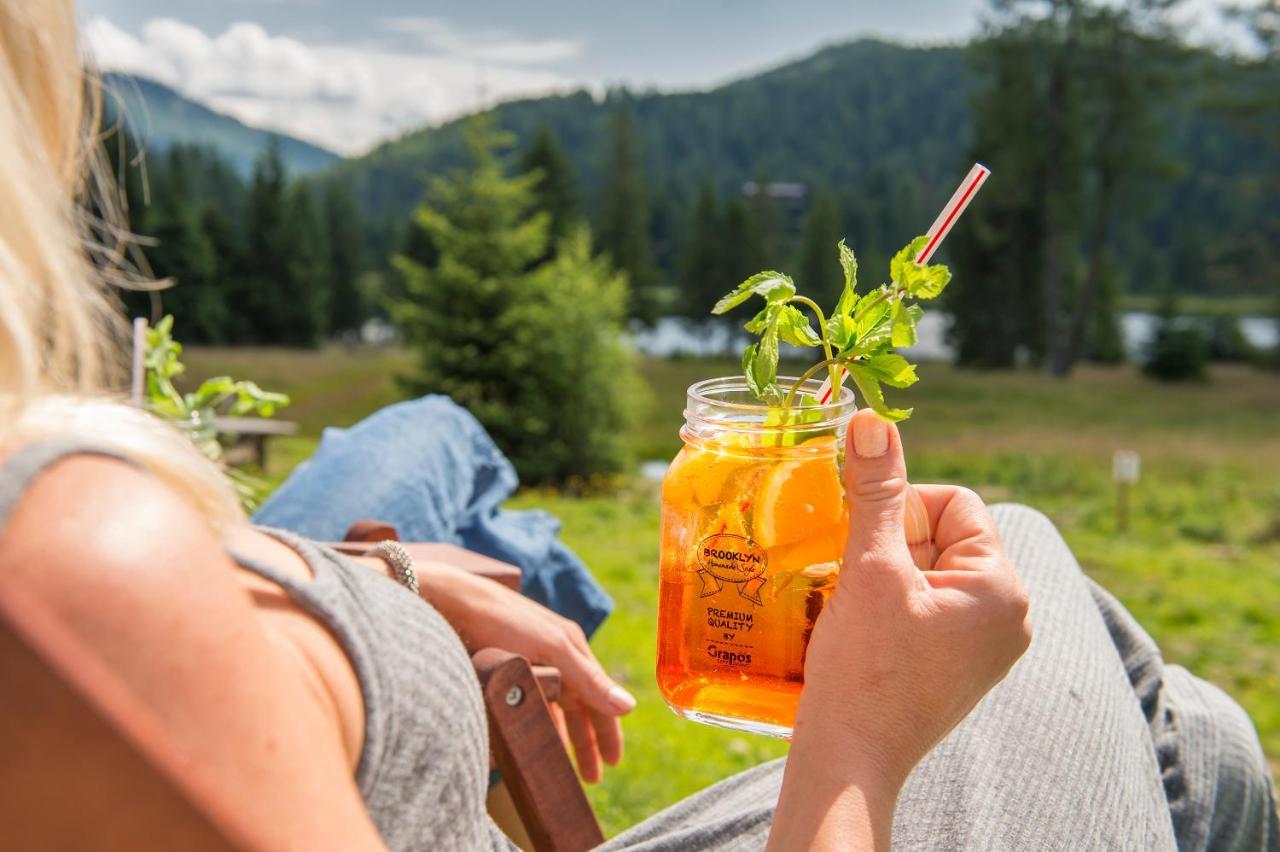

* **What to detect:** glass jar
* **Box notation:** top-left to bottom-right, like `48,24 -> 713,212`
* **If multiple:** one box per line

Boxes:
655,375 -> 857,738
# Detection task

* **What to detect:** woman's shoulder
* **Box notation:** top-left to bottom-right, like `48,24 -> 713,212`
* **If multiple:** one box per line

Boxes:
0,444 -> 384,847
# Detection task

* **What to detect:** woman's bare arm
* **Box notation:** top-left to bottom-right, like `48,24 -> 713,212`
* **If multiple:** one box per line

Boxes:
0,456 -> 385,850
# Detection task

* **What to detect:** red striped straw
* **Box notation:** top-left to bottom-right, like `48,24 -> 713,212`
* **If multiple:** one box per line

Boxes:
816,162 -> 990,405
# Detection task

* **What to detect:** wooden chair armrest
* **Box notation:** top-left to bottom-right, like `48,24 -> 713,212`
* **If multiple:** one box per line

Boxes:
472,649 -> 603,852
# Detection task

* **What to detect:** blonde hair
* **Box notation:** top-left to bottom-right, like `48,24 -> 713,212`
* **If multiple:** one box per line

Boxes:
0,1 -> 244,530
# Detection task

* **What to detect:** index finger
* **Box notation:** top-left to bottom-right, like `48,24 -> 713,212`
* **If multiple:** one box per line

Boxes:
912,485 -> 1003,562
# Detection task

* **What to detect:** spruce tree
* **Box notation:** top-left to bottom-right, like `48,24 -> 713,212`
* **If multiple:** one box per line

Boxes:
679,180 -> 723,317
719,197 -> 764,294
796,188 -> 843,306
392,117 -> 639,484
520,125 -> 579,255
244,139 -> 290,341
284,181 -> 329,343
391,117 -> 551,450
596,106 -> 658,319
243,138 -> 327,345
144,147 -> 227,342
323,181 -> 365,335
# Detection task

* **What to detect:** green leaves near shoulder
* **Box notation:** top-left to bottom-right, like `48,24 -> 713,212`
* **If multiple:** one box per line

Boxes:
889,235 -> 952,300
712,271 -> 796,315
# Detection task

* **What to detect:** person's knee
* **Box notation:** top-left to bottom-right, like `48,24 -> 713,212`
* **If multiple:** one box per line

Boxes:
393,395 -> 483,433
1163,666 -> 1277,847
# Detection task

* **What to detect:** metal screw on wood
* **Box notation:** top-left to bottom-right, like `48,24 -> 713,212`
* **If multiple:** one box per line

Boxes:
505,685 -> 524,707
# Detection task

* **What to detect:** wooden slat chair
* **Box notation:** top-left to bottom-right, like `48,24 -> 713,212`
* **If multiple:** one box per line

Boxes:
0,521 -> 602,852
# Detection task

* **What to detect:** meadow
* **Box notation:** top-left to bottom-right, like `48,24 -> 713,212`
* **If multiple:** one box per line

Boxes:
184,346 -> 1280,836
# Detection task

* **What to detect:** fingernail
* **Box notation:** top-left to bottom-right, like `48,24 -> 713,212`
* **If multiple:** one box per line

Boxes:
608,685 -> 637,713
853,412 -> 889,458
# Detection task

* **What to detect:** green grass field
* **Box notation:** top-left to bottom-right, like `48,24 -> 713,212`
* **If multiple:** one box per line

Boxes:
184,347 -> 1280,835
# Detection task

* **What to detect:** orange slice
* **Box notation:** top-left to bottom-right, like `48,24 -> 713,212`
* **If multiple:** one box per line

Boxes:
664,448 -> 755,509
753,454 -> 844,549
766,519 -> 848,573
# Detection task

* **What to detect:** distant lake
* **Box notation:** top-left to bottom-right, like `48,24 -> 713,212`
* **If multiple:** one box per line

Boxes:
631,312 -> 1279,361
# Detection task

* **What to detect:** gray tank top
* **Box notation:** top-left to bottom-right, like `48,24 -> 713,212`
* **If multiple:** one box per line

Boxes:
0,443 -> 514,851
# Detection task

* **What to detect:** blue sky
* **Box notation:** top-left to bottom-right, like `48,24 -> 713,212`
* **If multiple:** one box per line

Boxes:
80,0 -> 1251,155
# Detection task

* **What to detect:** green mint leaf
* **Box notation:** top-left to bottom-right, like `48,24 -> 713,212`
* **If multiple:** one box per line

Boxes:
825,314 -> 856,350
754,325 -> 780,393
907,264 -> 951,300
835,241 -> 859,317
854,292 -> 891,337
889,236 -> 951,301
890,302 -> 924,347
850,363 -> 913,422
889,236 -> 930,287
742,342 -> 761,397
862,353 -> 919,389
777,305 -> 822,347
712,271 -> 796,314
744,307 -> 770,334
759,383 -> 785,407
844,292 -> 892,355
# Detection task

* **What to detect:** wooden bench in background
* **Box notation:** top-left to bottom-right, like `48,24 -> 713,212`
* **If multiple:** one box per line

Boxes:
215,416 -> 298,469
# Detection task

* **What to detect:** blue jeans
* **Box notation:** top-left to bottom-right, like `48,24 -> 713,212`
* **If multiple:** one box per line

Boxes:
253,397 -> 614,637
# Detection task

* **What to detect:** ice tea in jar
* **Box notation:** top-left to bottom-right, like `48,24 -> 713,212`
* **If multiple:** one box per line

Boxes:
656,376 -> 856,738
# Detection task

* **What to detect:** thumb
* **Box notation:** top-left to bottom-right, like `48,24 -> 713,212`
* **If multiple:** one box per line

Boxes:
844,409 -> 915,577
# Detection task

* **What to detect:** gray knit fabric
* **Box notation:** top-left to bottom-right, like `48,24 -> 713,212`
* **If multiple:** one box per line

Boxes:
3,445 -> 1275,851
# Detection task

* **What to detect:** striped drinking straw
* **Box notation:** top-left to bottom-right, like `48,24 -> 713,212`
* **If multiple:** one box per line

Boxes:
815,162 -> 991,405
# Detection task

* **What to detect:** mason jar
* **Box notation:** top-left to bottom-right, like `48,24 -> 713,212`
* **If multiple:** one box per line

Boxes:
655,375 -> 858,738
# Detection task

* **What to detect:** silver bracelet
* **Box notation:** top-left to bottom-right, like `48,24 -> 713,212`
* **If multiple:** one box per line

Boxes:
370,540 -> 419,596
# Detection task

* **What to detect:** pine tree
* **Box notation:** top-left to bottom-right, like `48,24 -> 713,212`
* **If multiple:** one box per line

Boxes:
1084,250 -> 1125,363
679,180 -> 723,317
747,173 -> 784,269
323,181 -> 365,336
720,197 -> 764,293
243,138 -> 327,345
949,17 -> 1060,367
391,117 -> 639,483
244,139 -> 289,341
507,228 -> 640,483
520,126 -> 579,256
284,181 -> 329,343
796,188 -> 843,306
596,106 -> 658,319
144,147 -> 227,342
391,117 -> 551,452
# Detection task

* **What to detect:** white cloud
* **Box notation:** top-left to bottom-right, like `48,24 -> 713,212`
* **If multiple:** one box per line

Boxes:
83,16 -> 585,155
379,16 -> 583,64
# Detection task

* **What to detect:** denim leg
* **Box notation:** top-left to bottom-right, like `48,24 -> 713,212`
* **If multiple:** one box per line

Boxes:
253,396 -> 613,636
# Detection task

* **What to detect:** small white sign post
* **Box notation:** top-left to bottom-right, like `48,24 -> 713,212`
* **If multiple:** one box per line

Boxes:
1112,450 -> 1141,532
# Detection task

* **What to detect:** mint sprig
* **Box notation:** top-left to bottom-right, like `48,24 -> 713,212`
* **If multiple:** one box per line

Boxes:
711,237 -> 952,422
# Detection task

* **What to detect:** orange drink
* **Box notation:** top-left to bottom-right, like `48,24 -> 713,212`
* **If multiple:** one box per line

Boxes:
656,376 -> 856,737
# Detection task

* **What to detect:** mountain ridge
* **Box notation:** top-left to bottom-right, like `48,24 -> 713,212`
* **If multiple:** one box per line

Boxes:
102,72 -> 340,178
